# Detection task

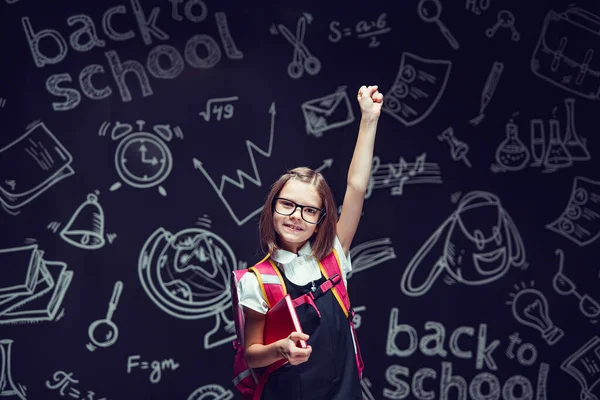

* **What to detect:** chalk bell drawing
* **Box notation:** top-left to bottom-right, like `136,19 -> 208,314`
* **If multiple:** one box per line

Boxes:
507,281 -> 564,346
531,6 -> 600,100
301,86 -> 354,137
546,176 -> 600,247
0,120 -> 74,214
401,191 -> 526,296
382,52 -> 452,127
58,193 -> 106,250
139,225 -> 239,349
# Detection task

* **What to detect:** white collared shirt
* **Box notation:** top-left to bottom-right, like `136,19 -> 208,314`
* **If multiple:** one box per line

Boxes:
236,236 -> 352,314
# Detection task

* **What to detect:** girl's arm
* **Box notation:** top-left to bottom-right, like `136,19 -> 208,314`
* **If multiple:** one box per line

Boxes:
243,307 -> 312,368
337,85 -> 383,256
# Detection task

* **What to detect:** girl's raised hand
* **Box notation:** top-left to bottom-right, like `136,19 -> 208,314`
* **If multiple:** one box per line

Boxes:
357,85 -> 384,117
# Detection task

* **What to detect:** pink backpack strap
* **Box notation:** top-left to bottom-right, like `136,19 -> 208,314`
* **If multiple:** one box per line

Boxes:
317,249 -> 351,316
248,256 -> 286,308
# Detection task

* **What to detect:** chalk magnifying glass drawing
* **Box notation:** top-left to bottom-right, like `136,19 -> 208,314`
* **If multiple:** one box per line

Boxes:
417,0 -> 460,50
87,281 -> 124,351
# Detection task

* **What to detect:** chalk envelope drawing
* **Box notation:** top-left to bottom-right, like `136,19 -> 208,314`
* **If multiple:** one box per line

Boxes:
401,191 -> 526,297
531,6 -> 600,100
0,244 -> 73,324
382,52 -> 452,127
547,176 -> 600,247
301,86 -> 354,137
139,227 -> 237,349
0,121 -> 74,212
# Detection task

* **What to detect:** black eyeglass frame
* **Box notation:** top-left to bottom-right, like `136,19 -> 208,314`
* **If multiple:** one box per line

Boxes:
273,197 -> 326,224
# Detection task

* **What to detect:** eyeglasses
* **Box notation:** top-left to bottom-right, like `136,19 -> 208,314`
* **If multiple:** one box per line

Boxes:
273,197 -> 325,224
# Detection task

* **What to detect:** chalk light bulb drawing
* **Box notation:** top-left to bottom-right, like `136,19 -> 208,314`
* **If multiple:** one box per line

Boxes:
507,282 -> 564,346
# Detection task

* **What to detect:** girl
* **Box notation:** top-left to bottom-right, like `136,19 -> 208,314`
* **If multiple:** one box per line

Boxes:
236,85 -> 383,399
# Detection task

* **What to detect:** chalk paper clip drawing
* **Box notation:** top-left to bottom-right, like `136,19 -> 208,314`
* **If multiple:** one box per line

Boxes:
87,281 -> 123,352
301,86 -> 355,137
437,127 -> 472,167
193,103 -> 276,226
102,120 -> 182,197
491,119 -> 531,173
561,336 -> 600,400
0,339 -> 26,399
47,192 -> 110,250
347,238 -> 396,279
547,176 -> 600,247
417,0 -> 460,50
470,61 -> 504,126
366,153 -> 442,198
187,384 -> 234,400
0,244 -> 73,325
553,249 -> 600,322
507,281 -> 564,346
0,120 -> 74,215
401,191 -> 526,297
382,52 -> 452,127
139,226 -> 239,349
531,6 -> 600,100
485,10 -> 520,42
270,13 -> 321,79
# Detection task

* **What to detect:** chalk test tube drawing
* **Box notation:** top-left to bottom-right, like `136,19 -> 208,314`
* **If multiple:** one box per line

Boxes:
193,103 -> 276,226
437,127 -> 472,167
401,191 -> 526,297
187,384 -> 234,400
561,336 -> 600,400
507,281 -> 564,346
417,0 -> 460,50
103,120 -> 182,197
301,86 -> 355,137
139,226 -> 238,349
199,96 -> 238,122
269,13 -> 321,79
0,244 -> 73,325
382,52 -> 452,127
366,153 -> 442,199
547,176 -> 600,247
470,61 -> 504,126
0,120 -> 74,215
347,238 -> 396,279
87,281 -> 123,352
531,6 -> 600,100
0,339 -> 26,399
486,10 -> 520,42
553,249 -> 600,321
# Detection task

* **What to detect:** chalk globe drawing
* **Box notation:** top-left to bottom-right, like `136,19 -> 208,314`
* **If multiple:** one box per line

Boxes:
115,132 -> 172,189
139,227 -> 236,348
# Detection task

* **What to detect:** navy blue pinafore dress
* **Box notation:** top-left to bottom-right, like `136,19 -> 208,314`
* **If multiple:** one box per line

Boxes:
260,271 -> 362,400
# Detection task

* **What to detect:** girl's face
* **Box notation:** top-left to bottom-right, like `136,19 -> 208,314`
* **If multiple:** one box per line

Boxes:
273,179 -> 322,254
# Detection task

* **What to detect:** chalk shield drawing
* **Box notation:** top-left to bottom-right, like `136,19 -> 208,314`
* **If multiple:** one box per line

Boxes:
139,227 -> 238,349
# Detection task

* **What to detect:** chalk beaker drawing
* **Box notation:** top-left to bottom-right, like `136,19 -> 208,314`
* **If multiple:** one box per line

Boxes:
496,120 -> 530,171
0,339 -> 26,399
543,119 -> 572,170
529,119 -> 545,167
563,98 -> 591,161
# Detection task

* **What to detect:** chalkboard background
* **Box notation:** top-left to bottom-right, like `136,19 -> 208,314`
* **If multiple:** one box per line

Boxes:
1,0 -> 599,399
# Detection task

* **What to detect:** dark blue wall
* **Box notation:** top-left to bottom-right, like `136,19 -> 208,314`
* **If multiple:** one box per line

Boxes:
1,0 -> 599,399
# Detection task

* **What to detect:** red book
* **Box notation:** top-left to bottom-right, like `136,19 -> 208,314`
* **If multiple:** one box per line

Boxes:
264,294 -> 307,349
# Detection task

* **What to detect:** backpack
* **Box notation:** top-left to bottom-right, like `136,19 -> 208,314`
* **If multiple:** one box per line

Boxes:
230,249 -> 364,400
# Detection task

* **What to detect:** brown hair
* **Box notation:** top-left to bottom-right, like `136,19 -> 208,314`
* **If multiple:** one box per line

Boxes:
258,167 -> 337,261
